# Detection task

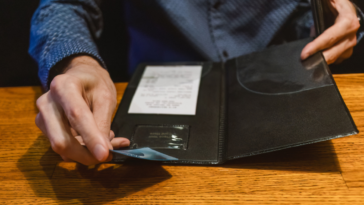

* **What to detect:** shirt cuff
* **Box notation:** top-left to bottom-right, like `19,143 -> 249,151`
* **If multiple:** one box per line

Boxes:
352,2 -> 364,43
39,40 -> 106,90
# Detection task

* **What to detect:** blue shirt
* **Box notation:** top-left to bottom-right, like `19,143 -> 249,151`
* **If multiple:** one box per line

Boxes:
29,0 -> 309,88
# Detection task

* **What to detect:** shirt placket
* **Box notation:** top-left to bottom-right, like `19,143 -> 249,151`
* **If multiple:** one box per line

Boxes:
209,0 -> 229,62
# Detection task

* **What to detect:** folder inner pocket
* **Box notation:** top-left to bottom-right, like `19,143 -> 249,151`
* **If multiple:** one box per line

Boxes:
236,38 -> 333,95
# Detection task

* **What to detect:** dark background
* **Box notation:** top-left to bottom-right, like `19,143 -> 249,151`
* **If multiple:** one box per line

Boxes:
0,0 -> 363,87
0,0 -> 129,87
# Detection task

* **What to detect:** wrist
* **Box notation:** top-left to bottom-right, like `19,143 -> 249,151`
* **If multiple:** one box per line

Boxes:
63,56 -> 103,73
47,55 -> 106,89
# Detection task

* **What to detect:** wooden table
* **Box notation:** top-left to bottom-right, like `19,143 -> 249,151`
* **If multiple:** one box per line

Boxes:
1,74 -> 364,204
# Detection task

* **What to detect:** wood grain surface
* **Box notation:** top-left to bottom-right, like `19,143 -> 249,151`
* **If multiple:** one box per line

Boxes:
0,74 -> 364,204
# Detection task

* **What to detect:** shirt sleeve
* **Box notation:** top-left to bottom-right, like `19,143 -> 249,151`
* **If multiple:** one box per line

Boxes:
28,0 -> 105,89
352,1 -> 364,43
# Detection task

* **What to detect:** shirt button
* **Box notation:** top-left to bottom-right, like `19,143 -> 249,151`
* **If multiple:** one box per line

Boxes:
213,1 -> 222,10
223,50 -> 229,58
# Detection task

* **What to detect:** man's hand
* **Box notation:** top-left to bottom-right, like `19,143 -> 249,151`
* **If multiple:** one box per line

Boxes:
301,0 -> 360,64
35,56 -> 130,165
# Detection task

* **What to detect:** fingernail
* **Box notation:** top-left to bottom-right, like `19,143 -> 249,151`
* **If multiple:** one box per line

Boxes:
94,144 -> 107,161
121,140 -> 130,147
301,53 -> 308,60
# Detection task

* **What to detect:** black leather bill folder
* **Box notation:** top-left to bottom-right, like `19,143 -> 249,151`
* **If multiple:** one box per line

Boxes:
110,38 -> 358,164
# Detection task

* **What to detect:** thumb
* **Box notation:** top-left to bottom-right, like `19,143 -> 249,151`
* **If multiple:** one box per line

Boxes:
91,90 -> 116,150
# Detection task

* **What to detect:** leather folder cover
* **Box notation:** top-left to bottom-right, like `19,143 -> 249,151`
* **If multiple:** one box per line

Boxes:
111,38 -> 358,164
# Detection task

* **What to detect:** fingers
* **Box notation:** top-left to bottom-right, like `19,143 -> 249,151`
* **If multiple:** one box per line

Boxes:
35,60 -> 120,165
35,93 -> 100,165
61,156 -> 74,162
35,113 -> 46,133
301,20 -> 355,59
74,130 -> 115,146
301,24 -> 354,60
301,0 -> 359,63
49,75 -> 111,162
322,34 -> 356,64
334,47 -> 353,64
70,127 -> 79,137
111,137 -> 130,149
74,136 -> 85,145
109,130 -> 115,140
36,109 -> 76,162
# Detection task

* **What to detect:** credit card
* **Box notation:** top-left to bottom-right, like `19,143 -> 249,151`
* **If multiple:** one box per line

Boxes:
110,147 -> 178,161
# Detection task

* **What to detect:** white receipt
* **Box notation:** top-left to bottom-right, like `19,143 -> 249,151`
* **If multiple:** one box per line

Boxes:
128,65 -> 202,115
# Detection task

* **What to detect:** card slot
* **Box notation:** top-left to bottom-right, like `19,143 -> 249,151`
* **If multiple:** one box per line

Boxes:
130,124 -> 190,150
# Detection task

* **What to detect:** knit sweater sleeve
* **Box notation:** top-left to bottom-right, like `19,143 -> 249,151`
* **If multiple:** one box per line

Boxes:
29,0 -> 105,89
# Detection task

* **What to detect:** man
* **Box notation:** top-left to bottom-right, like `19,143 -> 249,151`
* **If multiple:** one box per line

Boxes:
29,0 -> 360,165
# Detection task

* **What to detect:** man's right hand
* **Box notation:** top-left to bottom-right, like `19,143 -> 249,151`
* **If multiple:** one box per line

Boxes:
35,56 -> 130,165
